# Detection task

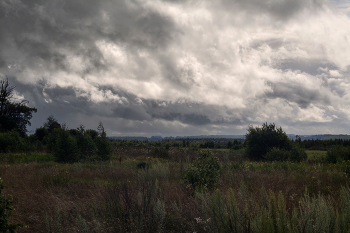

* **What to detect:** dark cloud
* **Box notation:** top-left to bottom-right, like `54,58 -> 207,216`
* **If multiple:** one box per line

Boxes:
265,82 -> 331,108
0,0 -> 349,136
278,61 -> 338,76
0,0 -> 179,77
219,0 -> 325,21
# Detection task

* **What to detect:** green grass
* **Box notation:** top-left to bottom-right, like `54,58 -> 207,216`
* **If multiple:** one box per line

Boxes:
306,150 -> 327,155
0,153 -> 55,164
306,150 -> 327,163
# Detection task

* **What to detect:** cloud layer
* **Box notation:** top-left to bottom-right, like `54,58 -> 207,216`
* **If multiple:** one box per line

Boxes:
1,0 -> 350,136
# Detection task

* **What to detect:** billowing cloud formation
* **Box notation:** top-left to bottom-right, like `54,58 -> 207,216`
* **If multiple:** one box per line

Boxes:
0,0 -> 350,136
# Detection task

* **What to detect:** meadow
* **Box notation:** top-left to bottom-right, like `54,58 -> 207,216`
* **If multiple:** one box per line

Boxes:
1,147 -> 350,233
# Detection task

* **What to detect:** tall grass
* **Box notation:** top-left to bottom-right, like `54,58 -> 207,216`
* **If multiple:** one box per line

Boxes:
0,151 -> 349,232
196,184 -> 350,233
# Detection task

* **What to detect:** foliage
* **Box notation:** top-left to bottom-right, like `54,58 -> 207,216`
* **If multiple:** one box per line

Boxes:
44,128 -> 63,153
46,121 -> 111,162
289,145 -> 308,162
0,78 -> 37,136
264,146 -> 307,162
326,145 -> 350,163
227,139 -> 243,150
0,130 -> 28,153
85,129 -> 98,140
95,122 -> 112,161
184,150 -> 221,191
264,147 -> 290,162
296,138 -> 350,150
34,127 -> 49,141
0,178 -> 22,232
74,126 -> 97,160
152,147 -> 169,159
43,115 -> 61,133
199,141 -> 215,148
54,130 -> 79,163
245,123 -> 292,161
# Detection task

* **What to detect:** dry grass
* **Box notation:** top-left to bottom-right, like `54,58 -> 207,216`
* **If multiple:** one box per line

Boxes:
0,152 -> 349,232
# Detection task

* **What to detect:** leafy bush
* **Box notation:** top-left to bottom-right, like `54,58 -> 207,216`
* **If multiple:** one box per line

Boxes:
245,123 -> 292,161
0,178 -> 22,232
326,146 -> 350,163
0,130 -> 28,153
264,147 -> 290,161
289,145 -> 307,162
54,130 -> 79,163
95,137 -> 112,161
34,127 -> 49,141
94,122 -> 112,161
44,128 -> 63,153
74,127 -> 97,160
263,146 -> 307,162
184,150 -> 221,191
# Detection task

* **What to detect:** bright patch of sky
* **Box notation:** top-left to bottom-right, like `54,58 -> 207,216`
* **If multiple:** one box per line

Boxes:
330,0 -> 350,16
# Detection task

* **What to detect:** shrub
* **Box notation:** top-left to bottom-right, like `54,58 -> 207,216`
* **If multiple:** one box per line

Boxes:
44,128 -> 62,152
34,127 -> 49,141
54,130 -> 79,163
0,130 -> 27,153
264,145 -> 307,162
95,137 -> 112,161
245,123 -> 291,160
74,127 -> 97,160
326,146 -> 350,163
245,123 -> 292,161
0,178 -> 22,232
289,145 -> 307,162
264,147 -> 290,161
184,150 -> 221,191
94,122 -> 112,161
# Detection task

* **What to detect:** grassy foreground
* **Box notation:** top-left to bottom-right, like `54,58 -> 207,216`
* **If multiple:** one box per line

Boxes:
1,149 -> 350,232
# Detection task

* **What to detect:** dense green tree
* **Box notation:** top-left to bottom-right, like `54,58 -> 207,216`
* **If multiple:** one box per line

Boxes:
85,129 -> 98,140
0,130 -> 27,153
95,122 -> 112,161
34,127 -> 49,141
43,115 -> 61,133
0,78 -> 37,136
75,125 -> 97,160
245,123 -> 292,160
54,129 -> 79,163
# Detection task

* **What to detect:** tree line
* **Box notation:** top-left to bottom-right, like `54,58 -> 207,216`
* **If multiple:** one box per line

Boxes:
0,78 -> 112,162
1,77 -> 349,163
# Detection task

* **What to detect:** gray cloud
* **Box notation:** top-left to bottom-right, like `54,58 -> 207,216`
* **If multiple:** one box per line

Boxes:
265,82 -> 331,109
1,0 -> 350,136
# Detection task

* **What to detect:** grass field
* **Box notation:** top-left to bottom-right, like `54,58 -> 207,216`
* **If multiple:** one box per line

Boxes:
1,149 -> 350,232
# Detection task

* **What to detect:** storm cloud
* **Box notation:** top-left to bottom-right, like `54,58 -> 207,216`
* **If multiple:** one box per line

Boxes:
1,0 -> 350,136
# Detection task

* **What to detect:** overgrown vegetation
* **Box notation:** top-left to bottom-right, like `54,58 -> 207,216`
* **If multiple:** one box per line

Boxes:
0,150 -> 350,232
184,150 -> 221,191
0,178 -> 22,232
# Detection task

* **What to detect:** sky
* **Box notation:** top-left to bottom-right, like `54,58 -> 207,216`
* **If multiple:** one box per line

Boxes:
0,0 -> 350,137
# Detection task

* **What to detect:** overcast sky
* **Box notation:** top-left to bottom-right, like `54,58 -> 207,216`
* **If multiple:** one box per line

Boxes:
1,0 -> 350,136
